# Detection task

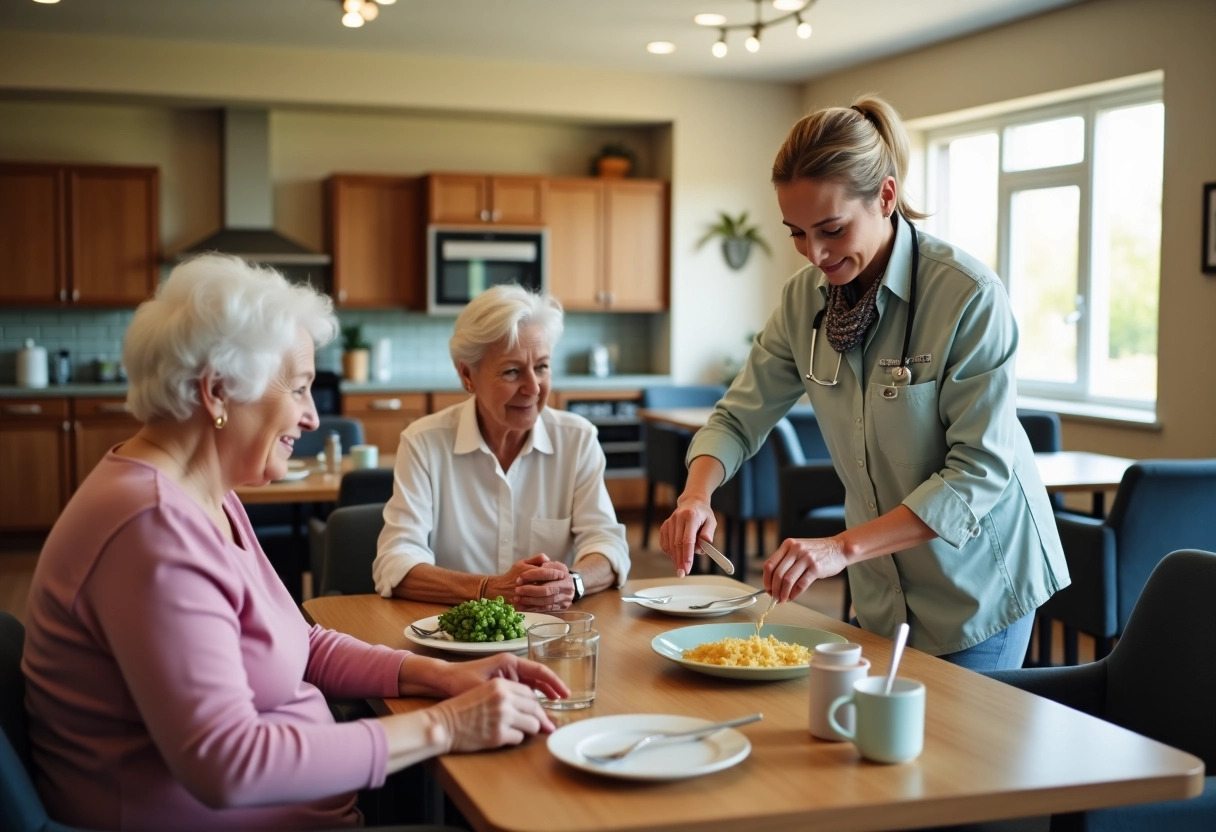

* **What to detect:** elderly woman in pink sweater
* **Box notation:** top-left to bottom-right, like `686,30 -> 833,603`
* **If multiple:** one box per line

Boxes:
22,254 -> 566,832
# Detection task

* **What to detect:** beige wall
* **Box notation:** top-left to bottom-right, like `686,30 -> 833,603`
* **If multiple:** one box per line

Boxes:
0,32 -> 804,385
801,0 -> 1216,459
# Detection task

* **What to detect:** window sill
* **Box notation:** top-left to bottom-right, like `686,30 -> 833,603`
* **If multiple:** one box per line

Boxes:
1017,396 -> 1161,431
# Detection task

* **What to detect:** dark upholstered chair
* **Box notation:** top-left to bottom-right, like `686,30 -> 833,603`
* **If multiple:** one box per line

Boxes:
986,549 -> 1216,831
769,409 -> 849,619
1,611 -> 456,832
319,503 -> 386,596
1040,459 -> 1216,664
1017,409 -> 1063,509
249,416 -> 368,600
639,385 -> 726,550
307,468 -> 396,588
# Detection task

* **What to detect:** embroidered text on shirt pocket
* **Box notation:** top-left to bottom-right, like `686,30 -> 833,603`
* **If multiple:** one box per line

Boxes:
529,516 -> 574,561
869,379 -> 944,468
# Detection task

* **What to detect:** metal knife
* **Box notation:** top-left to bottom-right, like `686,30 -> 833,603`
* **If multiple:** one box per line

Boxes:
697,539 -> 735,575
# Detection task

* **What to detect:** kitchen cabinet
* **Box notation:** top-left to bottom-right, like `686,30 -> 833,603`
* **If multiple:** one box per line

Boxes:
427,174 -> 547,226
550,388 -> 646,510
342,392 -> 428,456
0,162 -> 159,307
0,398 -> 71,531
548,178 -> 668,312
327,174 -> 425,309
72,397 -> 139,489
429,391 -> 470,412
0,395 -> 141,532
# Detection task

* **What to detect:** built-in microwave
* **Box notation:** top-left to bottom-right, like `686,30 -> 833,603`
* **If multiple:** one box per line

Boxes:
427,226 -> 547,315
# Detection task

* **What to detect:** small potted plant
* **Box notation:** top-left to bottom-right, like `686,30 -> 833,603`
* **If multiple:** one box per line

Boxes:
592,141 -> 636,178
341,325 -> 370,383
696,210 -> 773,270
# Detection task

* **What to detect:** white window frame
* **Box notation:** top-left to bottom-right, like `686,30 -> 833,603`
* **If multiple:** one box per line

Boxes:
922,83 -> 1163,418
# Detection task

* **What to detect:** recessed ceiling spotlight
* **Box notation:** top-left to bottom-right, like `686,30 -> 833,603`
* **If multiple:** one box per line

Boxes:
772,0 -> 807,10
31,0 -> 61,4
694,13 -> 727,26
646,41 -> 677,55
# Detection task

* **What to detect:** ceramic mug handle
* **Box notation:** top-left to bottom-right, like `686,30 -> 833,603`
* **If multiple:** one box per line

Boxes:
827,693 -> 857,741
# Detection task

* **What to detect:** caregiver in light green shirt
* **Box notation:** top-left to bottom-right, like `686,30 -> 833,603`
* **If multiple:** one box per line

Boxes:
661,95 -> 1068,668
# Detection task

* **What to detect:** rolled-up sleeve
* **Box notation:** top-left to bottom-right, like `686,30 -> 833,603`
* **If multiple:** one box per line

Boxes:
569,432 -> 630,584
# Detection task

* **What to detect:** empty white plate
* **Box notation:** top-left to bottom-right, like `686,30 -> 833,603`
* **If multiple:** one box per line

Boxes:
626,584 -> 759,617
548,714 -> 751,780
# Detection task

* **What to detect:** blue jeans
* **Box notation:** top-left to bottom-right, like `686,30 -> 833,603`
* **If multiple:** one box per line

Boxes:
937,612 -> 1035,672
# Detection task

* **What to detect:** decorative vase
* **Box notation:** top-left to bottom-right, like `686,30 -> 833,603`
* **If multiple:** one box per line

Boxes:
342,349 -> 370,383
722,238 -> 753,270
597,156 -> 631,179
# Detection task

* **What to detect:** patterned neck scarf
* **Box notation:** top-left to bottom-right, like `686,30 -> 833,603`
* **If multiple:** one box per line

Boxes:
824,276 -> 882,354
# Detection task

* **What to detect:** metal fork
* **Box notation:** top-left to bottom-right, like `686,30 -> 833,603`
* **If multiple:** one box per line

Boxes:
409,623 -> 443,637
581,713 -> 763,764
620,595 -> 673,605
686,589 -> 767,610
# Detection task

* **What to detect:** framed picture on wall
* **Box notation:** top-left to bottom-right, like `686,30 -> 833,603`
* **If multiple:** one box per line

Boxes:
1205,183 -> 1216,274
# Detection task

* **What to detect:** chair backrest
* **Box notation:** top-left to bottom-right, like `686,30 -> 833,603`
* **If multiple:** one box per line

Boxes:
293,416 -> 366,460
320,503 -> 385,596
640,384 -> 726,409
337,468 -> 395,507
1105,460 -> 1216,633
1104,549 -> 1216,769
1016,409 -> 1062,453
1,610 -> 60,832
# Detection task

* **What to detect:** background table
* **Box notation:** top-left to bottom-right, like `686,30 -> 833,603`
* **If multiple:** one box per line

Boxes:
302,578 -> 1202,832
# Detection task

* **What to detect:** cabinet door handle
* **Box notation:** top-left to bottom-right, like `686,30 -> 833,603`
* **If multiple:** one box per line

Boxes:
337,289 -> 348,303
63,420 -> 72,433
97,403 -> 131,414
480,209 -> 491,222
72,288 -> 80,302
491,209 -> 502,222
3,404 -> 43,416
370,398 -> 402,411
59,289 -> 68,302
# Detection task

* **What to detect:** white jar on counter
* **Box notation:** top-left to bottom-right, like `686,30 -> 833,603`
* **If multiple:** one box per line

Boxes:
808,642 -> 870,741
16,339 -> 49,389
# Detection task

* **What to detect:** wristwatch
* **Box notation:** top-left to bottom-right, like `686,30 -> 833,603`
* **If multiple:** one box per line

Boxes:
570,570 -> 585,602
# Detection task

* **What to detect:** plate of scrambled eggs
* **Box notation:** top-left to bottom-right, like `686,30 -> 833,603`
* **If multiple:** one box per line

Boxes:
651,623 -> 847,680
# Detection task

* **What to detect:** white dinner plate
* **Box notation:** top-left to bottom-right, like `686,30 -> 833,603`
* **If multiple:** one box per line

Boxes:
628,584 -> 759,617
403,611 -> 563,654
651,622 -> 847,681
547,714 -> 751,780
272,469 -> 311,483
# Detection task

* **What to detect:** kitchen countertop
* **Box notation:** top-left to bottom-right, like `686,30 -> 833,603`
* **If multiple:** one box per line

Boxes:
1,374 -> 675,399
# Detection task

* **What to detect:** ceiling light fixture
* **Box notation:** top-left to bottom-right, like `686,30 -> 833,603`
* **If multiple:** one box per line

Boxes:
338,0 -> 391,28
695,0 -> 817,57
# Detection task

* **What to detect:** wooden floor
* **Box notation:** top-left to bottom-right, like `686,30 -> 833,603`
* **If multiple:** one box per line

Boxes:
0,515 -> 1093,665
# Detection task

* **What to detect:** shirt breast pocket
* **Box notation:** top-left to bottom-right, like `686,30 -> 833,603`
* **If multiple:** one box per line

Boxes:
528,516 -> 574,561
869,378 -> 944,468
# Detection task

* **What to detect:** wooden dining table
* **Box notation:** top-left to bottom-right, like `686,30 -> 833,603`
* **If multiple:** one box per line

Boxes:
301,578 -> 1203,832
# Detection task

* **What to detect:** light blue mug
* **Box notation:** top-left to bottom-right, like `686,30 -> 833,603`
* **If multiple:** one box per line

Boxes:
828,675 -> 925,764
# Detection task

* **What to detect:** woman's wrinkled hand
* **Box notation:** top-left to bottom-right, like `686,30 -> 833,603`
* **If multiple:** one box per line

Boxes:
426,675 -> 560,753
659,498 -> 717,578
437,652 -> 570,702
763,536 -> 848,602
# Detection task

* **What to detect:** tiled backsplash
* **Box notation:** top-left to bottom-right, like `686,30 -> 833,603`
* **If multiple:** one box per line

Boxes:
0,308 -> 657,385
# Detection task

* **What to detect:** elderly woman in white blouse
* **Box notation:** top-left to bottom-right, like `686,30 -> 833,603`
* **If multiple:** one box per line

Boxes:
374,285 -> 630,610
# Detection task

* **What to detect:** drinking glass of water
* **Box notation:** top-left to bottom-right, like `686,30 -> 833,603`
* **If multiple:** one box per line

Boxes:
527,612 -> 598,710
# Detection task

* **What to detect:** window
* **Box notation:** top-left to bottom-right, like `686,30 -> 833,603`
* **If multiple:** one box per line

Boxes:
923,85 -> 1163,415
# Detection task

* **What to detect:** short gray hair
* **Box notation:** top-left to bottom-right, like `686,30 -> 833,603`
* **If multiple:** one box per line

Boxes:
123,254 -> 339,422
449,285 -> 564,369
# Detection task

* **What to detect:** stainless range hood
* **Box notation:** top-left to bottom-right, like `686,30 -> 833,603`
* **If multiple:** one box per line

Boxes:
174,109 -> 330,266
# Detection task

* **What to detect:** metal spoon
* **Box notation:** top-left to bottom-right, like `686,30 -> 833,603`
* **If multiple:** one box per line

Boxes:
687,588 -> 766,610
581,713 -> 763,764
620,595 -> 673,605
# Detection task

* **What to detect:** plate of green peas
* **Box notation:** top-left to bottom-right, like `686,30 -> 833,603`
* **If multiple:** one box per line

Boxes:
404,597 -> 563,654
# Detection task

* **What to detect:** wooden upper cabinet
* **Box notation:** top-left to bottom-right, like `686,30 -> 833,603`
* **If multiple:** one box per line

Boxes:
0,164 -> 64,305
68,166 -> 160,306
548,178 -> 669,312
328,174 -> 425,309
604,180 -> 668,311
0,162 -> 159,307
427,174 -> 547,225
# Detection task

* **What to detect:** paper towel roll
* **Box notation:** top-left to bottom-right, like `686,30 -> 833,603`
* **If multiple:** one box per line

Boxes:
17,339 -> 48,388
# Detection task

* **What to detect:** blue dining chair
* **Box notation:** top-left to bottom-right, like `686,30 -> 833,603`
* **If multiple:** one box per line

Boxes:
986,549 -> 1216,831
1017,409 -> 1063,509
639,385 -> 726,550
1039,459 -> 1216,664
